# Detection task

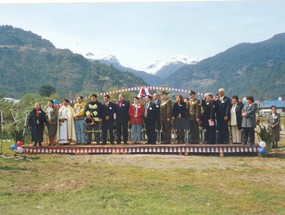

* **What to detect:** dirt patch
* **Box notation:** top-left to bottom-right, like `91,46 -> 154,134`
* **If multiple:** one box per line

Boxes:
65,153 -> 285,172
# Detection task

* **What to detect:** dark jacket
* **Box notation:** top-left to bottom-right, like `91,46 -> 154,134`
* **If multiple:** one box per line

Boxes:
116,100 -> 130,123
216,96 -> 232,120
144,101 -> 159,123
101,102 -> 116,122
236,102 -> 244,130
173,102 -> 187,118
28,108 -> 46,142
153,99 -> 161,124
202,99 -> 216,128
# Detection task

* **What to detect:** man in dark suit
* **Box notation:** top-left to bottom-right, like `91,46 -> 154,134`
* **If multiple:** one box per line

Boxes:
215,88 -> 231,144
101,95 -> 116,144
116,94 -> 130,144
144,95 -> 158,144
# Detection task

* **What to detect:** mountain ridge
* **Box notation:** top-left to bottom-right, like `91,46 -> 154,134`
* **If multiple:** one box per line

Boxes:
0,26 -> 145,99
162,33 -> 285,98
86,54 -> 163,86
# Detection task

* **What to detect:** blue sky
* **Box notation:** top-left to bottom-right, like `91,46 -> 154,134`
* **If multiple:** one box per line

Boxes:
0,1 -> 285,69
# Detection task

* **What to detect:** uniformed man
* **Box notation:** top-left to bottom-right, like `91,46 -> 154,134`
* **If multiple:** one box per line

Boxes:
202,93 -> 216,144
160,91 -> 173,144
188,90 -> 201,144
85,94 -> 102,144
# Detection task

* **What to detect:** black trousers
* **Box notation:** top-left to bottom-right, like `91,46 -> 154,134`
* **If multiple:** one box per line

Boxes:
102,120 -> 114,144
205,126 -> 216,144
189,120 -> 200,144
217,120 -> 229,144
116,121 -> 128,143
176,130 -> 185,143
145,119 -> 156,144
243,127 -> 255,145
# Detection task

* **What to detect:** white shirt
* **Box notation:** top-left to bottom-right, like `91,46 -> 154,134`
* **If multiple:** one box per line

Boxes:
230,104 -> 237,125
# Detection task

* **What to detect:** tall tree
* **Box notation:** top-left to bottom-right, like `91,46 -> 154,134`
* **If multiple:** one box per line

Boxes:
39,85 -> 56,97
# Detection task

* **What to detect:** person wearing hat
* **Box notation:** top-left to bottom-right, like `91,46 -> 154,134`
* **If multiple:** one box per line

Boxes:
57,99 -> 76,145
188,90 -> 201,144
160,91 -> 173,144
153,93 -> 161,140
53,99 -> 60,110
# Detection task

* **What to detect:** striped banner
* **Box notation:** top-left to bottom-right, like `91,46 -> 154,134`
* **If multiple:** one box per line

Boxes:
23,145 -> 259,156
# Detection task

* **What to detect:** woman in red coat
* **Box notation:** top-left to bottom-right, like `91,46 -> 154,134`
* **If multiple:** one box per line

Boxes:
129,97 -> 144,144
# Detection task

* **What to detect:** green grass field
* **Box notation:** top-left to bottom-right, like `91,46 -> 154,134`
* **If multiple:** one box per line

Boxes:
0,142 -> 285,215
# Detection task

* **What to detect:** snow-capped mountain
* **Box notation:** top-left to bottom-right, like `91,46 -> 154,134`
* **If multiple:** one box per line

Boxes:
85,53 -> 163,86
143,55 -> 200,79
84,53 -> 121,66
96,55 -> 121,66
84,53 -> 200,83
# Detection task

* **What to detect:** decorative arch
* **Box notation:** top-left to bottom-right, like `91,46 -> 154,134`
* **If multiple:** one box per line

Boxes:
70,86 -> 204,103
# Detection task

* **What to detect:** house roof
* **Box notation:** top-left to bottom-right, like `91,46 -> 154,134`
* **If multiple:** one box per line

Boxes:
256,100 -> 285,108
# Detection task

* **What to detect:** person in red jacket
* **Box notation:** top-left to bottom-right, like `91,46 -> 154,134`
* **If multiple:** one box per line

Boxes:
129,96 -> 144,144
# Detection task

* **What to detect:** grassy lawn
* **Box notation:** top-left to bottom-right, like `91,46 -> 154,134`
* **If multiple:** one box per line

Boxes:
0,142 -> 285,215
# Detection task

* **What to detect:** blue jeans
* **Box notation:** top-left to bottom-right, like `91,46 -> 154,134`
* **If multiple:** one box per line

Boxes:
131,124 -> 142,143
75,119 -> 86,144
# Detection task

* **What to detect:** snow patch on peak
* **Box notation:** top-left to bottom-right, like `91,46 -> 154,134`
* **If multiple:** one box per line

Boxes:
99,55 -> 121,65
84,53 -> 121,65
143,55 -> 200,75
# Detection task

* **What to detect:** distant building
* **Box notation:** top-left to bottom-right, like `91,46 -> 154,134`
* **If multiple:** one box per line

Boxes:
256,100 -> 285,116
257,100 -> 284,109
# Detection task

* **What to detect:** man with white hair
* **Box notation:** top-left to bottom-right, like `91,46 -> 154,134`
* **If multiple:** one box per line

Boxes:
216,88 -> 231,144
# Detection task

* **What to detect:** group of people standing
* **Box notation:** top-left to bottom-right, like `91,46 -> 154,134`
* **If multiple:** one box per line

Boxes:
201,89 -> 257,146
27,88 -> 281,147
